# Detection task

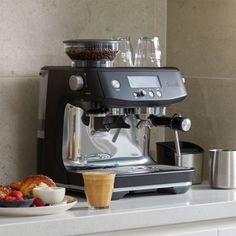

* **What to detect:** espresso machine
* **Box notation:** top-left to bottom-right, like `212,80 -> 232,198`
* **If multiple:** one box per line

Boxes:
37,39 -> 194,199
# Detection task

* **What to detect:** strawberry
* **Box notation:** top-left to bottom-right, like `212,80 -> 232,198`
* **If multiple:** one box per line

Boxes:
33,197 -> 44,207
4,195 -> 16,202
16,197 -> 24,201
9,190 -> 23,200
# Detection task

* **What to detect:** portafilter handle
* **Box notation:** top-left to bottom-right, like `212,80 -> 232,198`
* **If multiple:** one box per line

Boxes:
149,115 -> 191,132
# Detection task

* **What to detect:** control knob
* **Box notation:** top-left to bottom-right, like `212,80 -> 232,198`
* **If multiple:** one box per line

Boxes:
150,115 -> 191,132
136,90 -> 147,97
69,75 -> 84,91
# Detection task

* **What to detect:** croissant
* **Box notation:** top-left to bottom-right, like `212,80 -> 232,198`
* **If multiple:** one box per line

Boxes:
10,181 -> 22,190
0,186 -> 12,199
10,175 -> 56,196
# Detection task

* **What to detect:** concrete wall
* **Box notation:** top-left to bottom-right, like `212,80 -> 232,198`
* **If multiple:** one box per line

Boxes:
0,0 -> 167,184
167,0 -> 236,180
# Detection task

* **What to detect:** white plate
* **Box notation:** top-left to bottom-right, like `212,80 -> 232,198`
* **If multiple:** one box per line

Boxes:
0,196 -> 77,216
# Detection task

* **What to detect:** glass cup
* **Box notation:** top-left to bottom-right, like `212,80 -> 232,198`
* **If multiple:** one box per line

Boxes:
134,37 -> 161,67
82,171 -> 116,209
112,36 -> 133,67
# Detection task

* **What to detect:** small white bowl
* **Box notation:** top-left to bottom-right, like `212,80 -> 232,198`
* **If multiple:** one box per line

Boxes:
33,187 -> 66,204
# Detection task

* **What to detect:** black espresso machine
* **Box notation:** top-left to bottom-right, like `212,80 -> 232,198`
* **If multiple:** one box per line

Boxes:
37,39 -> 194,199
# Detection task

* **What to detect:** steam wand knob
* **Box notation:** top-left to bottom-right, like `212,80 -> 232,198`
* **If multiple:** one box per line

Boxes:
149,115 -> 191,132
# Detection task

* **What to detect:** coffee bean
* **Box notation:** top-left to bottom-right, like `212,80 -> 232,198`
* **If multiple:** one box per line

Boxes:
66,46 -> 118,61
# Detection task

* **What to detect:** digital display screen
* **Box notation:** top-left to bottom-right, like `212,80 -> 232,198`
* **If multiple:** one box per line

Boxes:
127,76 -> 161,88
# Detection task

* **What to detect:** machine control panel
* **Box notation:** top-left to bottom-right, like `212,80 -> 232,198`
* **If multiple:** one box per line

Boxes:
97,67 -> 187,106
48,67 -> 187,107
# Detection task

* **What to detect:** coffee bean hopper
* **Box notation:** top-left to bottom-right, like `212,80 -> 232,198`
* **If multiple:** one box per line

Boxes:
37,39 -> 194,199
64,39 -> 119,67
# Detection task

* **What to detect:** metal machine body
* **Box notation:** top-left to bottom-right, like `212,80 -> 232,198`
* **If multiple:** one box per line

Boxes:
37,66 -> 194,199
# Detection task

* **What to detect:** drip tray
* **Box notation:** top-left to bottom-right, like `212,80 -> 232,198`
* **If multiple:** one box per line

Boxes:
67,164 -> 195,199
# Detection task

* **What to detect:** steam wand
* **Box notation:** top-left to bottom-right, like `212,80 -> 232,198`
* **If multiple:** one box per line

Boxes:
149,114 -> 191,167
174,129 -> 182,166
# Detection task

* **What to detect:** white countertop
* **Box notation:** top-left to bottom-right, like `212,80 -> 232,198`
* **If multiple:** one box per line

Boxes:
1,185 -> 236,235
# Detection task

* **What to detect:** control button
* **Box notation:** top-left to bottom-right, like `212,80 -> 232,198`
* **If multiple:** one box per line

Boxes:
148,91 -> 154,97
133,92 -> 138,97
156,90 -> 162,97
137,90 -> 147,97
111,80 -> 120,89
69,75 -> 84,91
141,90 -> 147,95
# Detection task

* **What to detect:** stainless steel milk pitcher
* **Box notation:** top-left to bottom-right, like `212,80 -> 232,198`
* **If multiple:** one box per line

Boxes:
209,149 -> 236,189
